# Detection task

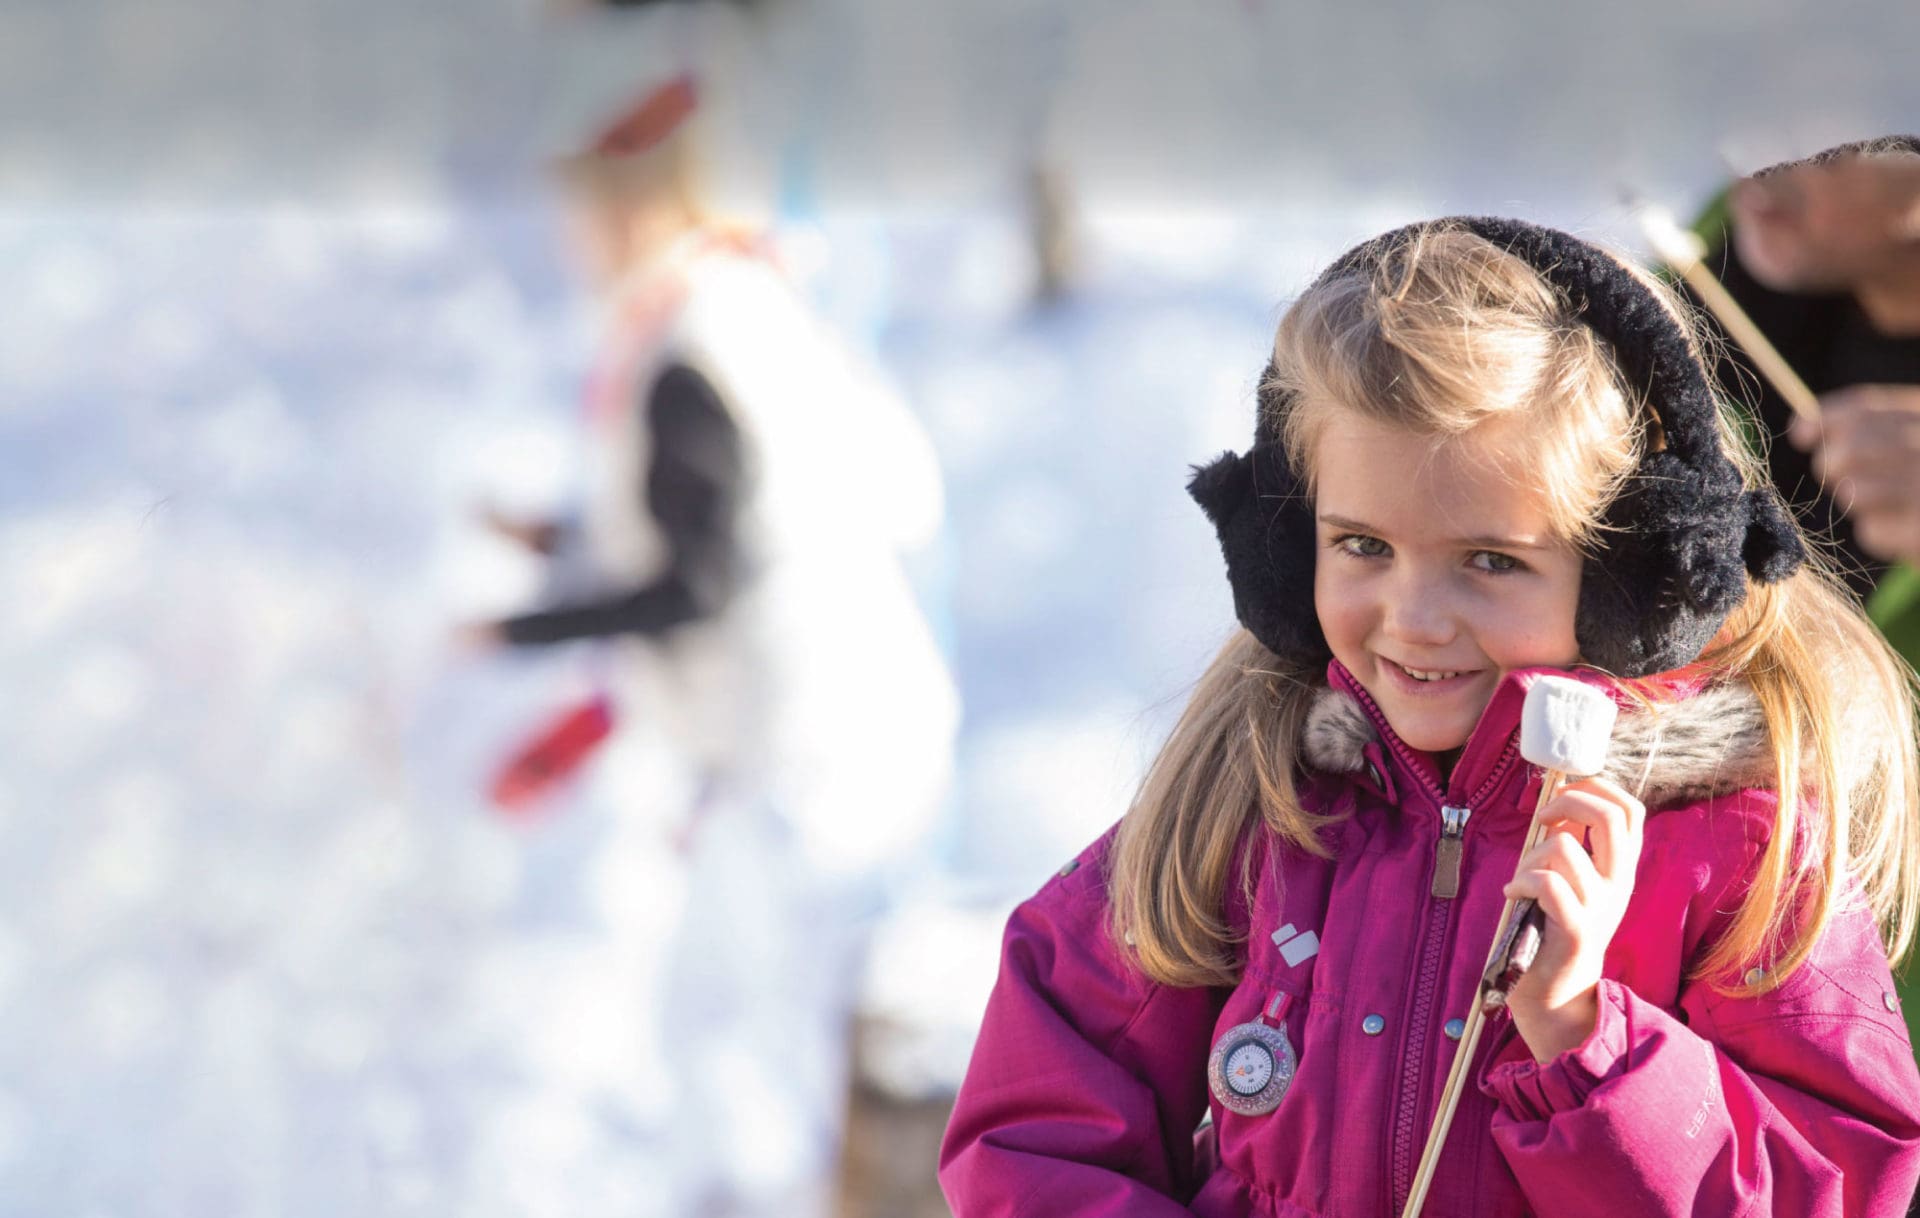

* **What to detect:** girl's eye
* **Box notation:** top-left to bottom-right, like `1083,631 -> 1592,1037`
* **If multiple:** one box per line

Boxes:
1471,550 -> 1523,574
1334,534 -> 1389,559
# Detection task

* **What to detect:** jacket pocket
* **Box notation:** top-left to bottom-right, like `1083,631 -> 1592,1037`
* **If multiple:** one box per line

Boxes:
1206,973 -> 1347,1211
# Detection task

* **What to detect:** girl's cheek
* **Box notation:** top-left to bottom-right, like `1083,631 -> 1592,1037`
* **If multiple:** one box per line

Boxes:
1496,611 -> 1579,667
1314,576 -> 1367,632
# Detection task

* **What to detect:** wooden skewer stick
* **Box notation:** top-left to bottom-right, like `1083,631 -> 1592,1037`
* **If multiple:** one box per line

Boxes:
1401,675 -> 1617,1217
1635,204 -> 1822,423
1399,777 -> 1562,1218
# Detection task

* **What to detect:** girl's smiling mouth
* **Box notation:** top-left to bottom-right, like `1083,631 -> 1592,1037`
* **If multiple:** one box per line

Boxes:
1381,658 -> 1484,693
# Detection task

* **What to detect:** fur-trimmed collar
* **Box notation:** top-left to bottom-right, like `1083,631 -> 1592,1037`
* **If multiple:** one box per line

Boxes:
1302,680 -> 1772,809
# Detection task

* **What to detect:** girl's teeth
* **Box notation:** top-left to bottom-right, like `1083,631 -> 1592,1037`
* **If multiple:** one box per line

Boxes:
1403,665 -> 1459,682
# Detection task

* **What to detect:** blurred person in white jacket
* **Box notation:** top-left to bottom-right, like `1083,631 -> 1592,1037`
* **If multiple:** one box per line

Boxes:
463,63 -> 958,1216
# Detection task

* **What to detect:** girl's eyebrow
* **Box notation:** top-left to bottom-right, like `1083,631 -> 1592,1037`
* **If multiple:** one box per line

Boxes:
1315,512 -> 1549,551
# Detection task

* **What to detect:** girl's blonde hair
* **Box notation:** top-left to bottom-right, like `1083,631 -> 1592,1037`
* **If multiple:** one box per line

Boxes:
1110,224 -> 1920,993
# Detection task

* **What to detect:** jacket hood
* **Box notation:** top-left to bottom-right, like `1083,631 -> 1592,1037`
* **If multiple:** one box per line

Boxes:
1303,671 -> 1773,809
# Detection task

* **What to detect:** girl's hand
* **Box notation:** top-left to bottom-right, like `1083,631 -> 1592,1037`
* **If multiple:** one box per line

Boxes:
1500,775 -> 1646,1062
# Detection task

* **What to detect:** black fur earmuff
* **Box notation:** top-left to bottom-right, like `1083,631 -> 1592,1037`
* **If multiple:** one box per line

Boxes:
1188,216 -> 1806,679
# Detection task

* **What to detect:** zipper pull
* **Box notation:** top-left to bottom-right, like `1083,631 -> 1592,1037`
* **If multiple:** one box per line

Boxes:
1432,804 -> 1472,899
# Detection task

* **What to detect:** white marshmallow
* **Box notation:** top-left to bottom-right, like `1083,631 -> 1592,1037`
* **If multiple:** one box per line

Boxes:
1518,676 -> 1617,777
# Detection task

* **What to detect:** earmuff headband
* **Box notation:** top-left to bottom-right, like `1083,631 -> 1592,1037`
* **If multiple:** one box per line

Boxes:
1189,216 -> 1805,678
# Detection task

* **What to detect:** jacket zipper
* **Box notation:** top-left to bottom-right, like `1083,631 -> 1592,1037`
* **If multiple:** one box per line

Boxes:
1392,789 -> 1454,1216
1392,747 -> 1519,1216
1431,805 -> 1472,899
1340,679 -> 1524,1215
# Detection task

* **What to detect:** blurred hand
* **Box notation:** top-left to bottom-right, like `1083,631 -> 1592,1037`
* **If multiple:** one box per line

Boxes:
452,621 -> 509,655
1788,385 -> 1920,564
1730,154 -> 1920,295
1501,775 -> 1646,1063
477,504 -> 563,555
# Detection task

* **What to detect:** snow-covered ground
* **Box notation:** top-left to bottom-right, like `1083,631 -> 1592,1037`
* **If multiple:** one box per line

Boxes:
7,0 -> 1920,1211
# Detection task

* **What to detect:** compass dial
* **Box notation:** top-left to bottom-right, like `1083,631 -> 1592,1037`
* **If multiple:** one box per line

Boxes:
1207,1018 -> 1297,1117
1223,1041 -> 1274,1095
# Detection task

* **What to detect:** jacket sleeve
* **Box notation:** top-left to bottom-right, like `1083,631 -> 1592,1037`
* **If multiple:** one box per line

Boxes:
937,827 -> 1235,1216
500,362 -> 744,646
1479,811 -> 1920,1216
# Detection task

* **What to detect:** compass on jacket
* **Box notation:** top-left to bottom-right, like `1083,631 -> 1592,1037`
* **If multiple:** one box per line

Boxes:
1207,1020 -> 1296,1117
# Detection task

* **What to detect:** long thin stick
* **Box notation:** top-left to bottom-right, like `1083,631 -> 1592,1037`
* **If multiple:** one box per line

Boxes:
1635,206 -> 1821,423
1399,777 -> 1561,1218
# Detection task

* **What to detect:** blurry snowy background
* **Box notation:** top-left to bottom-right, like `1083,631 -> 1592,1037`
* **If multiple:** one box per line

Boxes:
4,0 -> 1918,1213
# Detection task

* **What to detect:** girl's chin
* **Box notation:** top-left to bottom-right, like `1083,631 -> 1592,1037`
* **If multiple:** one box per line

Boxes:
1391,724 -> 1473,755
1369,699 -> 1474,752
1372,690 -> 1486,753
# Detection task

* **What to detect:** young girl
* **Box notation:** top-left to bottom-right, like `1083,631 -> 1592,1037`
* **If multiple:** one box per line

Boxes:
938,218 -> 1920,1216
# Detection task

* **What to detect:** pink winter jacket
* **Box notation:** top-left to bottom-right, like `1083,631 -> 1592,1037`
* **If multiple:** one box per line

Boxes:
940,662 -> 1920,1216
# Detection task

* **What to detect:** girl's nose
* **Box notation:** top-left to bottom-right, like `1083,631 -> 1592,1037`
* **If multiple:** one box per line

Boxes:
1381,579 -> 1457,646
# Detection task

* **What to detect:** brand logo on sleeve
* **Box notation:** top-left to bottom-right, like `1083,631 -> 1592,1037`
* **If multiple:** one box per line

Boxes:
1271,923 -> 1320,967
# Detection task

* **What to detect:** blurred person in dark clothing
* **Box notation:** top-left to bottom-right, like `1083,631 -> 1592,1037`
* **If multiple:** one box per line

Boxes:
1690,137 -> 1920,662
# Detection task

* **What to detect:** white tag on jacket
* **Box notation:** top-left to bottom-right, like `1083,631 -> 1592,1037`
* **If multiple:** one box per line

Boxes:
1272,923 -> 1320,967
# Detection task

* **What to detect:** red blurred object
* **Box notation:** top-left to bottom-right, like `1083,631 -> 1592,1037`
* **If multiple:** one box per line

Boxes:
489,694 -> 618,816
588,74 -> 699,159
